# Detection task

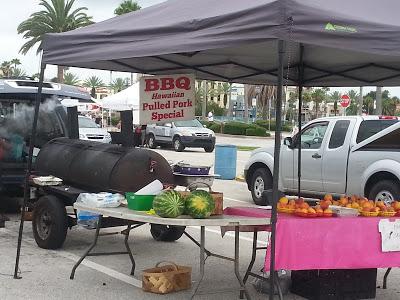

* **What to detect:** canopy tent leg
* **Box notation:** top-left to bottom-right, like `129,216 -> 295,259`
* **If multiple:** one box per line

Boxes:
269,39 -> 285,300
13,63 -> 47,279
297,44 -> 305,198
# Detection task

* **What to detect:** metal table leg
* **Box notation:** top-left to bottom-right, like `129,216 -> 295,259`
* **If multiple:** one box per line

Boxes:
191,226 -> 206,299
383,268 -> 392,289
122,224 -> 135,275
70,215 -> 103,280
240,231 -> 258,299
234,226 -> 252,300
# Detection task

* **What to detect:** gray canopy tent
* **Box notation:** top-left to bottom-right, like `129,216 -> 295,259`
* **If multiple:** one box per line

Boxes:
15,0 -> 400,299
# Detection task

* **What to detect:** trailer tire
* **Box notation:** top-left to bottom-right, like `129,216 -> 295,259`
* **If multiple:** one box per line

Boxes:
32,195 -> 68,249
150,224 -> 185,242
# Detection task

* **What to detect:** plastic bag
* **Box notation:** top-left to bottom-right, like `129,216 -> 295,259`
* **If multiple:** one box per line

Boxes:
76,192 -> 124,208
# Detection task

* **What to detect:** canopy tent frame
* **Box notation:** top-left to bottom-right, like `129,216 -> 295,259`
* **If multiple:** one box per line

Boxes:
13,1 -> 400,299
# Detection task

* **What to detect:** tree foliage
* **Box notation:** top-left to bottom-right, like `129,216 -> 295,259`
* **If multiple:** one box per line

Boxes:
63,72 -> 80,85
17,0 -> 93,82
114,0 -> 141,15
83,76 -> 104,97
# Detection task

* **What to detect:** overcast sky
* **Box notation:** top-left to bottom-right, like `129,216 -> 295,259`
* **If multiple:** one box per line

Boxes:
0,0 -> 164,81
1,0 -> 400,98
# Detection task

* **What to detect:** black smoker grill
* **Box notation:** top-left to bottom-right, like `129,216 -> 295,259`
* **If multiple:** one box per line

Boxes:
29,110 -> 184,250
35,137 -> 174,193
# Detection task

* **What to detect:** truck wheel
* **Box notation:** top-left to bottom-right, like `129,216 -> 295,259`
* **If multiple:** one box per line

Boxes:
147,134 -> 157,149
150,224 -> 185,242
369,180 -> 400,205
251,168 -> 272,206
32,195 -> 68,249
173,137 -> 185,152
204,146 -> 214,153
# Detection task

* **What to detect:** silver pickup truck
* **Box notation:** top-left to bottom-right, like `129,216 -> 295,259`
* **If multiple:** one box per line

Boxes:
245,116 -> 400,205
146,119 -> 216,152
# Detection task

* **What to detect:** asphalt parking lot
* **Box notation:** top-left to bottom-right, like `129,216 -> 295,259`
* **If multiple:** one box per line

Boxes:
1,178 -> 400,299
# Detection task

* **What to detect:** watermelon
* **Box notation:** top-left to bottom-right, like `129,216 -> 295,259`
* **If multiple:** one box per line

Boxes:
185,190 -> 215,219
153,190 -> 185,218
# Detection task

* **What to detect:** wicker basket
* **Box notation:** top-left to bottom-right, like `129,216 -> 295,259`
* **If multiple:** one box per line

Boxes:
142,261 -> 191,294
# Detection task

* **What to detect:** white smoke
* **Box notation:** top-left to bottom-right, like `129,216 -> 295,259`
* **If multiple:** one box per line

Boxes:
0,96 -> 60,140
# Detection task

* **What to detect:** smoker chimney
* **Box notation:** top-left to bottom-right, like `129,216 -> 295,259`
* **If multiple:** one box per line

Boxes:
120,110 -> 134,147
67,106 -> 79,139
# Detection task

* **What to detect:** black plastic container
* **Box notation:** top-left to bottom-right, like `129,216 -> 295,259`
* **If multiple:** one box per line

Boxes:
290,269 -> 377,300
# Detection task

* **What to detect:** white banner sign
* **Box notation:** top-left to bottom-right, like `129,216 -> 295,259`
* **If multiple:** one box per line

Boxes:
139,74 -> 195,124
379,219 -> 400,252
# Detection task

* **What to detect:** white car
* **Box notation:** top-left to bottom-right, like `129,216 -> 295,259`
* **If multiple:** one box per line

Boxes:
245,116 -> 400,205
78,116 -> 111,143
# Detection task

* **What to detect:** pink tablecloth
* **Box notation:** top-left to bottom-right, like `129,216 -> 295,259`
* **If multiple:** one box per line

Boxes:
224,206 -> 400,271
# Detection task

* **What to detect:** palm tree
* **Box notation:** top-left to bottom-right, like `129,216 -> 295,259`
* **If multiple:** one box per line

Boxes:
10,58 -> 21,70
114,0 -> 141,15
383,97 -> 397,116
258,86 -> 277,119
17,0 -> 93,83
64,72 -> 80,86
83,76 -> 104,98
0,61 -> 13,78
244,85 -> 258,122
329,91 -> 341,115
311,88 -> 327,119
363,95 -> 374,115
346,89 -> 359,115
111,78 -> 128,93
218,82 -> 231,108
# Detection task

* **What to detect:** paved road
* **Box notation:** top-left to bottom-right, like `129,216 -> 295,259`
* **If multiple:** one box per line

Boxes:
152,134 -> 275,177
215,134 -> 277,148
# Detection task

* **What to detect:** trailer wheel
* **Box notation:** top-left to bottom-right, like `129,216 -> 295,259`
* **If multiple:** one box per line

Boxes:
150,224 -> 185,242
32,195 -> 68,249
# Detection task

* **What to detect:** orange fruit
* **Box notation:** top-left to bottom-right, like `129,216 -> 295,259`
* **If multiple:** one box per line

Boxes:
308,207 -> 316,214
279,197 -> 289,205
324,194 -> 333,202
320,201 -> 330,210
363,206 -> 372,212
300,202 -> 310,209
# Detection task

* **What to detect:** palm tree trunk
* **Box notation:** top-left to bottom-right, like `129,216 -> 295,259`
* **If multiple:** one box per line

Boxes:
202,81 -> 207,120
244,85 -> 250,123
376,86 -> 382,115
57,65 -> 64,83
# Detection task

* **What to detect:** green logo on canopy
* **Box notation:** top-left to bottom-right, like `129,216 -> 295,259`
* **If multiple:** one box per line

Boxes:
325,23 -> 336,31
325,22 -> 357,33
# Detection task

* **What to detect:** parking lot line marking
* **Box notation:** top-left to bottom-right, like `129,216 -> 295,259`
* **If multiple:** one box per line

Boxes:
2,228 -> 141,288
